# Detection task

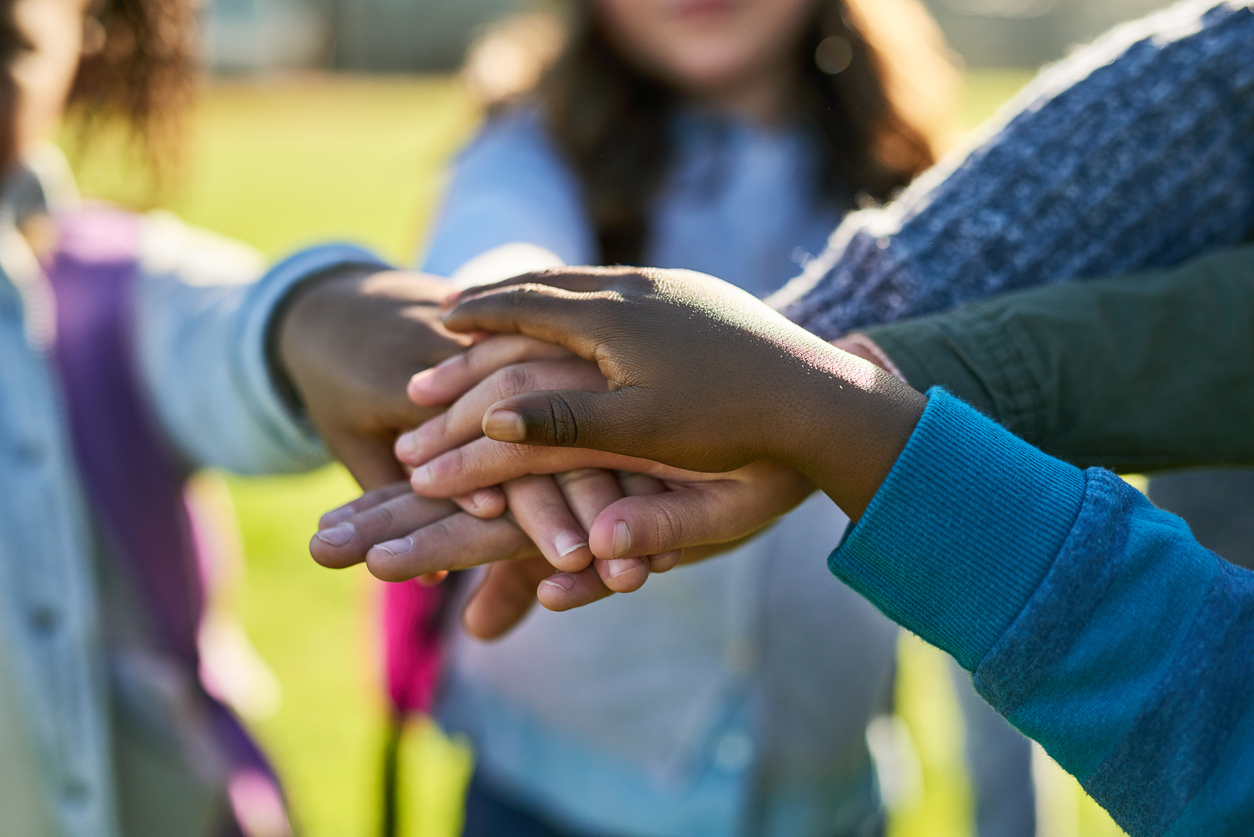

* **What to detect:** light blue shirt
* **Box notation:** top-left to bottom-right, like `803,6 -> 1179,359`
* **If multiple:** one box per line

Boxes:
421,109 -> 1036,837
0,151 -> 382,837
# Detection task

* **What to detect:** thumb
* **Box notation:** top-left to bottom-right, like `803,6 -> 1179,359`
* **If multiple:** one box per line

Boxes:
586,483 -> 776,561
482,388 -> 648,455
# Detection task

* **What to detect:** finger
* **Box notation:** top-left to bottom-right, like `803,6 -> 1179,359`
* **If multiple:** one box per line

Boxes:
409,435 -> 659,498
587,482 -> 787,561
442,283 -> 618,360
452,486 -> 507,519
311,491 -> 458,569
482,389 -> 656,457
319,481 -> 413,529
614,473 -> 681,572
461,557 -> 552,640
408,335 -> 572,407
365,512 -> 537,582
554,469 -> 648,593
503,476 -> 594,573
396,359 -> 608,468
649,552 -> 683,573
535,565 -> 616,612
452,266 -> 632,302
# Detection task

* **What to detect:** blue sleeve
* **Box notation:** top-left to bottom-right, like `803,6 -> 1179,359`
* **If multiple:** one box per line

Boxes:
418,108 -> 598,276
774,0 -> 1254,340
135,216 -> 389,474
829,389 -> 1254,836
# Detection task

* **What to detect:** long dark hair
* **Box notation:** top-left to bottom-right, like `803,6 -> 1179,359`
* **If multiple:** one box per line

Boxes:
465,0 -> 958,265
0,0 -> 197,178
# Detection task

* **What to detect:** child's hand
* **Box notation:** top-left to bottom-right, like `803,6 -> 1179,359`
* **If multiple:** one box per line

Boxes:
443,267 -> 925,519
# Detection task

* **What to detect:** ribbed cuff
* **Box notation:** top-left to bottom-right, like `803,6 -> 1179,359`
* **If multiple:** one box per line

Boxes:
828,388 -> 1087,670
231,243 -> 391,463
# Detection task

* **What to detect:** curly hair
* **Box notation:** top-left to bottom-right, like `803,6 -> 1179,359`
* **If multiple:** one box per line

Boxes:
466,0 -> 959,265
0,0 -> 198,178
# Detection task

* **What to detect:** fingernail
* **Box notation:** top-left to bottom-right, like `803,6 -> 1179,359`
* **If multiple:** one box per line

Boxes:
605,557 -> 644,579
410,464 -> 432,488
375,536 -> 413,556
395,431 -> 419,461
320,506 -> 354,528
472,488 -> 497,510
541,573 -> 576,592
434,352 -> 462,370
315,523 -> 355,547
612,521 -> 632,558
483,410 -> 526,442
554,531 -> 588,558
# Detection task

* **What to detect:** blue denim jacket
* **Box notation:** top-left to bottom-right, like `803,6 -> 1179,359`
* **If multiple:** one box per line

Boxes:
0,149 -> 383,837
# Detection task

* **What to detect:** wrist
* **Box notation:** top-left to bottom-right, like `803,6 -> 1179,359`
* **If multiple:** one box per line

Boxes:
272,265 -> 383,409
783,353 -> 927,522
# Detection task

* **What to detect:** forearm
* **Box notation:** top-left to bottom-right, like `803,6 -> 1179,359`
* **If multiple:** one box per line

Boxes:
860,245 -> 1254,471
828,389 -> 1254,835
772,0 -> 1254,340
137,227 -> 388,474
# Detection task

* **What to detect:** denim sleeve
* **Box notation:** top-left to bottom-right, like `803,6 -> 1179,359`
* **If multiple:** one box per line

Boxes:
133,212 -> 389,473
830,389 -> 1254,835
418,108 -> 597,276
772,0 -> 1254,341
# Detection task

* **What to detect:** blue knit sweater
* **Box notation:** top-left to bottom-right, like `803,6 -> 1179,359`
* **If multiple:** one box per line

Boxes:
774,0 -> 1254,340
833,390 -> 1254,836
792,2 -> 1254,832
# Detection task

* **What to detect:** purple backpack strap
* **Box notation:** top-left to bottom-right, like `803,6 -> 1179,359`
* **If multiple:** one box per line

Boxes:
47,207 -> 290,837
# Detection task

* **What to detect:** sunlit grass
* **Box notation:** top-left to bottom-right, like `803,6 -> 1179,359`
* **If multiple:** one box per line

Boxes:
66,68 -> 1121,837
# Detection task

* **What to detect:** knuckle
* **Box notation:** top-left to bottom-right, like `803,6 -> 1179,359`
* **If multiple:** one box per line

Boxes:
651,502 -> 686,550
544,395 -> 581,447
498,363 -> 532,398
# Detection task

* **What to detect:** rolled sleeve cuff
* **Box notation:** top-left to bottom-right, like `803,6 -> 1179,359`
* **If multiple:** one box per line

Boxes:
232,243 -> 391,467
828,388 -> 1087,670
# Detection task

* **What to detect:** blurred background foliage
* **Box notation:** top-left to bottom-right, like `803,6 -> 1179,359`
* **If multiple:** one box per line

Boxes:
61,4 -> 1155,832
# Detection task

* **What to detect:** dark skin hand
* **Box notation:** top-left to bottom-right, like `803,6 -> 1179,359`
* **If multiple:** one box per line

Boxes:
275,267 -> 470,489
441,266 -> 928,524
393,335 -> 817,563
278,266 -> 612,639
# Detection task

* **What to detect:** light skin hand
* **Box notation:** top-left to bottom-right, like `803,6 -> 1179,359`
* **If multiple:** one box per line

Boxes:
309,477 -> 642,638
441,267 -> 927,522
275,267 -> 470,490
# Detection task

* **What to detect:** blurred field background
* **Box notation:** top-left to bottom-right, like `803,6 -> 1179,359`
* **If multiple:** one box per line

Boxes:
64,68 -> 1127,837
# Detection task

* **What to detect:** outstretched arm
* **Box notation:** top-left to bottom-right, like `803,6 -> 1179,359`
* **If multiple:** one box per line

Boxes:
439,265 -> 1254,836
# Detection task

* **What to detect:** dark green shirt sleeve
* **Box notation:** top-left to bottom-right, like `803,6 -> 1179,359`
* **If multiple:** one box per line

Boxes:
861,245 -> 1254,473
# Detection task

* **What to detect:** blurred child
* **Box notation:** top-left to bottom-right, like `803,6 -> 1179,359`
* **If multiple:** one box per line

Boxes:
0,1 -> 467,834
404,2 -> 1036,836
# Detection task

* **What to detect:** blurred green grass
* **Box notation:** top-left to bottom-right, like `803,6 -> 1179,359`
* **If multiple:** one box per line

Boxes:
66,68 -> 1124,837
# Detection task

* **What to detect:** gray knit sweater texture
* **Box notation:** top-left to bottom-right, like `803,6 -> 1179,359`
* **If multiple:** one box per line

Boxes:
775,0 -> 1254,340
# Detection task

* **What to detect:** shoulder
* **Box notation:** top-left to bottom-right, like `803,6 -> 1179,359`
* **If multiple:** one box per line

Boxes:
456,104 -> 568,175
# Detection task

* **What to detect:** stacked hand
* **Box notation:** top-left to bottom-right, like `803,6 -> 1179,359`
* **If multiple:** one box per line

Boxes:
311,331 -> 817,637
307,266 -> 924,639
